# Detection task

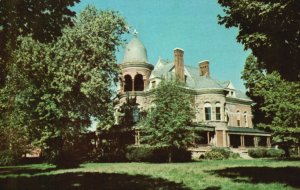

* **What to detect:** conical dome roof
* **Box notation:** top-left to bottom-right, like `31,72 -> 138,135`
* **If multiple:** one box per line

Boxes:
122,36 -> 148,64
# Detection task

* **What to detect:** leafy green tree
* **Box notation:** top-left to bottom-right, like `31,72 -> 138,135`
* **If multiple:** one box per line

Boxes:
218,0 -> 300,81
2,6 -> 127,167
219,0 -> 300,156
139,80 -> 194,162
242,58 -> 300,156
0,0 -> 79,165
0,0 -> 79,86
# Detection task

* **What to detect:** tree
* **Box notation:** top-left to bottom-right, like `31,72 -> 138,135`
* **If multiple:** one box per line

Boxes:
2,6 -> 127,167
219,0 -> 300,156
242,57 -> 300,156
0,0 -> 79,86
139,80 -> 194,162
218,0 -> 300,81
0,0 -> 79,165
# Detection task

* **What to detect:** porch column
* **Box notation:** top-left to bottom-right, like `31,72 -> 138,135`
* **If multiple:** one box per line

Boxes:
267,136 -> 271,147
207,132 -> 210,144
227,133 -> 230,147
132,79 -> 135,91
240,135 -> 245,147
223,130 -> 227,147
254,136 -> 258,147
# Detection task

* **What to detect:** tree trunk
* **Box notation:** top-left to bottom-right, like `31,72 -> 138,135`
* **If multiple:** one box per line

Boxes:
283,146 -> 290,157
168,151 -> 172,163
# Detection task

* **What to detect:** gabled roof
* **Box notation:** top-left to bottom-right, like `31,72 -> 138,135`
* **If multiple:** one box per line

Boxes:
150,57 -> 252,101
151,58 -> 223,90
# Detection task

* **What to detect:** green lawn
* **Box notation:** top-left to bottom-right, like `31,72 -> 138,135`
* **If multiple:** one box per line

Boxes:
0,159 -> 300,190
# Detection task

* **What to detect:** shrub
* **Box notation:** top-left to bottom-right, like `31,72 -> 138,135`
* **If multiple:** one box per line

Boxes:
126,146 -> 191,163
126,145 -> 168,162
230,152 -> 240,159
0,150 -> 20,166
205,151 -> 224,160
266,148 -> 285,158
171,148 -> 192,162
211,147 -> 231,159
248,148 -> 284,158
248,148 -> 267,158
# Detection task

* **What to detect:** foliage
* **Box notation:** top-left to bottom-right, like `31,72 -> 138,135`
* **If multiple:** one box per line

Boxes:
126,145 -> 168,162
248,148 -> 284,158
211,147 -> 231,159
205,151 -> 224,160
126,145 -> 191,163
242,57 -> 300,156
220,1 -> 300,157
138,80 -> 194,162
218,0 -> 300,81
0,0 -> 79,86
1,6 -> 127,167
204,148 -> 240,160
0,150 -> 20,166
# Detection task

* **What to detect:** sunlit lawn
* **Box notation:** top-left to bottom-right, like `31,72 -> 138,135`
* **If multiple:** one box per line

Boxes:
1,159 -> 300,190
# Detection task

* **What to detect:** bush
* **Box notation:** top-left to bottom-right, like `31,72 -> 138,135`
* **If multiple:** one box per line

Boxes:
126,145 -> 168,162
248,148 -> 267,158
248,148 -> 284,158
211,147 -> 231,159
0,150 -> 20,166
230,152 -> 240,159
205,151 -> 224,160
204,148 -> 240,160
126,146 -> 191,163
266,148 -> 284,158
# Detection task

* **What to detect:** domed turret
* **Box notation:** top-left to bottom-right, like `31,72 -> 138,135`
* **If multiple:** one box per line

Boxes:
119,34 -> 154,93
120,35 -> 153,70
122,36 -> 148,64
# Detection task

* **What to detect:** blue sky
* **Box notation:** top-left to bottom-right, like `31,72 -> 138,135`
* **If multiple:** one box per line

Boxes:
73,0 -> 250,91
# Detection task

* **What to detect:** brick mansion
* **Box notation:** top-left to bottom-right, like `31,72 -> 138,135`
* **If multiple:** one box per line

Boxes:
115,34 -> 271,150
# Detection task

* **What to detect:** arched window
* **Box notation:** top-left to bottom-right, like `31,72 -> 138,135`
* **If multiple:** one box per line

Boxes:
244,111 -> 248,127
124,75 -> 132,92
204,103 -> 212,121
134,74 -> 144,91
237,110 -> 241,127
215,102 -> 221,121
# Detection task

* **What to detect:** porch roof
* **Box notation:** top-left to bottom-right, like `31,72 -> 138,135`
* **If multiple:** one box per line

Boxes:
228,127 -> 270,135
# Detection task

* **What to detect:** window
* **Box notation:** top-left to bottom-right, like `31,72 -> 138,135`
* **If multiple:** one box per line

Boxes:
124,75 -> 133,92
204,103 -> 212,121
215,103 -> 221,121
237,110 -> 240,126
134,74 -> 144,91
244,111 -> 248,127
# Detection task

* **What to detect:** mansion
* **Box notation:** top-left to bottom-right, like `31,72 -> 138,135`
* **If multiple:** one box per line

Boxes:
116,34 -> 270,150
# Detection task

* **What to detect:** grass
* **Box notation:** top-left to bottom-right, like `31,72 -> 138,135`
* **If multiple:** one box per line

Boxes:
1,159 -> 300,190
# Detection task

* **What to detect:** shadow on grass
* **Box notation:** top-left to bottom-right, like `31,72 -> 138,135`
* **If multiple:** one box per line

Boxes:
0,172 -> 192,190
0,167 -> 56,176
210,166 -> 300,188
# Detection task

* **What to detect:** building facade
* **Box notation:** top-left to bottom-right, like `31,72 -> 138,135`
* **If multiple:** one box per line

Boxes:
116,34 -> 270,150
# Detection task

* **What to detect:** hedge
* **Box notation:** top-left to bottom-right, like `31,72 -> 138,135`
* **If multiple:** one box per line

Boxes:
248,148 -> 284,158
126,145 -> 191,163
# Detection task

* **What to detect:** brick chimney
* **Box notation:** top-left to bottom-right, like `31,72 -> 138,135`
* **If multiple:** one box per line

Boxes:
199,60 -> 210,77
174,48 -> 185,82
